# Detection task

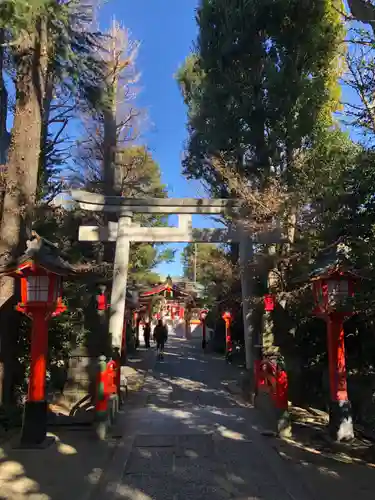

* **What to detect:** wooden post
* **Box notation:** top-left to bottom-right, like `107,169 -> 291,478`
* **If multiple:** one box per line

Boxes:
20,308 -> 50,447
202,318 -> 206,349
28,309 -> 49,402
327,313 -> 353,440
225,317 -> 232,355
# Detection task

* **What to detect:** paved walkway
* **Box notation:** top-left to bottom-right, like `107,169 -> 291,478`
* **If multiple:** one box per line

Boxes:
0,347 -> 155,500
1,334 -> 375,499
92,334 -> 312,500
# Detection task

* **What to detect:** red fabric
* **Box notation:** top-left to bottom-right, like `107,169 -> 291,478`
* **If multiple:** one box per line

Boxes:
274,370 -> 288,409
264,295 -> 275,312
106,360 -> 118,395
97,294 -> 107,311
226,335 -> 232,351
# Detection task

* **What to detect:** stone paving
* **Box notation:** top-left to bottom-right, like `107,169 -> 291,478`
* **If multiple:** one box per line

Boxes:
1,334 -> 375,499
0,347 -> 155,500
93,335 -> 312,500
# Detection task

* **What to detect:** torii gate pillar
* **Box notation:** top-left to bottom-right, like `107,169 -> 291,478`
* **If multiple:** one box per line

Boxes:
109,212 -> 132,351
239,227 -> 254,373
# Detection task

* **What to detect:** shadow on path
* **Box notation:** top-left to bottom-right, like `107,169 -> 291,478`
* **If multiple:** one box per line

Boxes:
0,335 -> 375,499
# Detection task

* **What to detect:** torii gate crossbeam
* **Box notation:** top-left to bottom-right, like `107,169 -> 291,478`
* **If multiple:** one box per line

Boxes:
72,190 -> 282,372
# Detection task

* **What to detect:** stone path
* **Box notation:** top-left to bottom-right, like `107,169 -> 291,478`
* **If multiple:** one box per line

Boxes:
1,334 -> 375,499
0,347 -> 155,500
93,334 -> 312,500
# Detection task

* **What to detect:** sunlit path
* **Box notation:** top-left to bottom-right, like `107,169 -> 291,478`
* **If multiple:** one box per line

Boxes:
95,332 -> 311,500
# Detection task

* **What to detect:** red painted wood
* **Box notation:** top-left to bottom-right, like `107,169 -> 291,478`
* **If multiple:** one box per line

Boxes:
327,314 -> 348,401
97,293 -> 107,311
275,369 -> 288,409
28,308 -> 49,402
264,294 -> 275,312
106,360 -> 118,395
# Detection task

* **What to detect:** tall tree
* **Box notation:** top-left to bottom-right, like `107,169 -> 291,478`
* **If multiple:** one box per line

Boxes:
181,242 -> 236,306
0,0 -> 105,404
177,0 -> 346,378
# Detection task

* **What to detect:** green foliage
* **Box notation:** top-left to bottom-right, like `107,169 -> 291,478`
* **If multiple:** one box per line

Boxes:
0,0 -> 47,30
177,0 -> 345,192
181,242 -> 235,307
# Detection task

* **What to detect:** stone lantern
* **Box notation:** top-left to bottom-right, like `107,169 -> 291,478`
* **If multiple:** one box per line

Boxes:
0,232 -> 78,447
310,244 -> 359,441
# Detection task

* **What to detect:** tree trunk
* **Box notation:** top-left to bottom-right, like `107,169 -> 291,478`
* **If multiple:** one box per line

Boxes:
0,19 -> 47,405
38,64 -> 54,197
0,28 -> 9,221
0,24 -> 46,259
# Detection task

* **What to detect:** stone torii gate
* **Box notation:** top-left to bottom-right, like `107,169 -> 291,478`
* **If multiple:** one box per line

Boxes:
71,190 -> 282,372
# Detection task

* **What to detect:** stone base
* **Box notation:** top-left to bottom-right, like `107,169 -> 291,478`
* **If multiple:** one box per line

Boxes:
255,391 -> 292,438
276,408 -> 292,438
95,420 -> 108,441
240,371 -> 255,405
20,401 -> 48,447
94,395 -> 120,440
15,435 -> 55,450
329,400 -> 354,442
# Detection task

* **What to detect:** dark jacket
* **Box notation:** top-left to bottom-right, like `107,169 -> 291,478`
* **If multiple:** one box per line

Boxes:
154,324 -> 168,342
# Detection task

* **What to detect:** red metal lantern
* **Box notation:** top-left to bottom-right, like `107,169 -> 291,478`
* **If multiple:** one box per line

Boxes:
200,309 -> 208,321
0,233 -> 79,447
15,264 -> 66,317
222,311 -> 232,354
310,266 -> 357,440
222,311 -> 231,321
312,271 -> 355,316
264,294 -> 275,312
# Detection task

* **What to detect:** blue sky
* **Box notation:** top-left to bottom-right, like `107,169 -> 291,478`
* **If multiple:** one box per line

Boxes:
99,0 -> 213,277
96,1 -> 365,279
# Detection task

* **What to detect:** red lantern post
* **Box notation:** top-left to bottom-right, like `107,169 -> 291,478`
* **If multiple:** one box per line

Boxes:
16,265 -> 66,446
0,234 -> 80,447
200,309 -> 209,349
222,311 -> 232,355
179,305 -> 185,320
312,270 -> 356,441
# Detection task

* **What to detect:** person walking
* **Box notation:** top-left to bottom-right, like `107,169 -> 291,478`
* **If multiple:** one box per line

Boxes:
143,322 -> 151,348
153,319 -> 168,359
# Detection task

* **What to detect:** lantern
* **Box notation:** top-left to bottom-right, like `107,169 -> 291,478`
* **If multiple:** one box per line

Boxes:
222,311 -> 231,322
15,266 -> 65,316
200,309 -> 208,321
0,232 -> 79,447
312,272 -> 354,316
222,311 -> 232,354
310,264 -> 358,441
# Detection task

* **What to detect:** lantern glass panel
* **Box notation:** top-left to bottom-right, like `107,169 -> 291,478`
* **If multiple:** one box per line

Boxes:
316,283 -> 323,306
53,276 -> 61,302
327,279 -> 348,307
27,275 -> 49,302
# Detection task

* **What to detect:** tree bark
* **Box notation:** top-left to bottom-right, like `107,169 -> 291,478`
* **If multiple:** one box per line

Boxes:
0,28 -> 9,221
0,19 -> 47,405
0,26 -> 46,259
